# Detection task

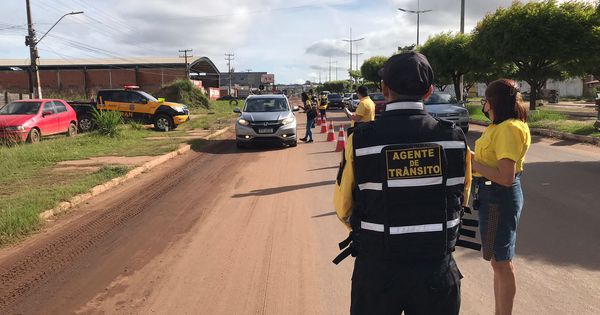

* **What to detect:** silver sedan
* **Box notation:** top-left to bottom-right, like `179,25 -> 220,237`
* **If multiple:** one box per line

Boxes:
234,95 -> 299,148
425,93 -> 470,133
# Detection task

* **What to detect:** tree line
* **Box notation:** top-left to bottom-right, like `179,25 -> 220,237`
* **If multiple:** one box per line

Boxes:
356,0 -> 600,110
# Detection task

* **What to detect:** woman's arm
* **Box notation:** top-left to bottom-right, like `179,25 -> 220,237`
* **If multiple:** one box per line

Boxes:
471,153 -> 517,187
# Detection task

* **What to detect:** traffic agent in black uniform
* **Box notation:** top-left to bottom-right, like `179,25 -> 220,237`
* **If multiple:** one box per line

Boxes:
333,52 -> 479,315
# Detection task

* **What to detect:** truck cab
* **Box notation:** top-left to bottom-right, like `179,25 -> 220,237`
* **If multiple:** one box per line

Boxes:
97,86 -> 189,131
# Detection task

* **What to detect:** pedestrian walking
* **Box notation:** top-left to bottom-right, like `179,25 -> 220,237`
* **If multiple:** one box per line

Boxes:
333,52 -> 478,314
471,79 -> 531,315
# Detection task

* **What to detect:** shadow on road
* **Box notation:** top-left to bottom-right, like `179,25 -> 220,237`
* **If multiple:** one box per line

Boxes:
311,211 -> 337,218
232,180 -> 335,198
188,139 -> 287,155
516,160 -> 600,270
307,165 -> 339,172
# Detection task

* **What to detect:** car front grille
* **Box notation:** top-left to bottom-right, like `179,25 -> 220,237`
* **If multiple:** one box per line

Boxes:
250,121 -> 283,134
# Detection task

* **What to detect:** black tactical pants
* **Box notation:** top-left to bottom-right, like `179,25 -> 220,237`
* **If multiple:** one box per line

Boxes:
350,255 -> 462,315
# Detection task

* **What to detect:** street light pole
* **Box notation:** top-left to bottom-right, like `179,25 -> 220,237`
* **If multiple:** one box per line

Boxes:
459,0 -> 465,101
24,1 -> 83,99
398,0 -> 432,47
342,28 -> 364,84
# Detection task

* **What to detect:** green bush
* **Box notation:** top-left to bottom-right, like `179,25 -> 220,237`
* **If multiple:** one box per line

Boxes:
128,120 -> 143,130
155,79 -> 210,109
93,109 -> 122,137
528,110 -> 565,123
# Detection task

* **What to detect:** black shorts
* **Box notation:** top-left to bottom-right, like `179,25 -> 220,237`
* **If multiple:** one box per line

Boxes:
350,255 -> 462,315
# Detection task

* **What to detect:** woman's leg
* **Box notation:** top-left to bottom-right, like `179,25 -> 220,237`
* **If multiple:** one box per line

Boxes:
307,118 -> 313,140
491,259 -> 516,315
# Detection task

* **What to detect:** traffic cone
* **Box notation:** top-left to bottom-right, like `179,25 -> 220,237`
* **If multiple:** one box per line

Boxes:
327,121 -> 336,142
320,117 -> 329,133
336,125 -> 347,151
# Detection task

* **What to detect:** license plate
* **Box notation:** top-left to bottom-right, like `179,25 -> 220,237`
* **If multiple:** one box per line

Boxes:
258,128 -> 273,134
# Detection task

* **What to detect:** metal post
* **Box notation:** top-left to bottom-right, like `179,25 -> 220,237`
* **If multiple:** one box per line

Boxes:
179,49 -> 193,79
25,0 -> 41,98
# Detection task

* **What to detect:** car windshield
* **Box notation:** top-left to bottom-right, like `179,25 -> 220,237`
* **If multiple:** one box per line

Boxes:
244,98 -> 289,112
0,101 -> 41,115
344,93 -> 351,98
328,94 -> 341,98
369,93 -> 384,101
425,93 -> 457,105
137,91 -> 158,102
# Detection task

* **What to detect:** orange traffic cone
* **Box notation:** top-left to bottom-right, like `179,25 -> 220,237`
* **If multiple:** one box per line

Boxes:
336,125 -> 347,151
320,118 -> 329,133
327,121 -> 336,142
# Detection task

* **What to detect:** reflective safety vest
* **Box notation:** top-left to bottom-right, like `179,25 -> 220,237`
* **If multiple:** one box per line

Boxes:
318,97 -> 328,110
333,101 -> 479,264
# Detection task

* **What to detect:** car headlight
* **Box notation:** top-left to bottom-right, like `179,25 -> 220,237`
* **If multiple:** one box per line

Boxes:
282,117 -> 295,125
5,126 -> 25,131
460,110 -> 469,116
238,118 -> 249,126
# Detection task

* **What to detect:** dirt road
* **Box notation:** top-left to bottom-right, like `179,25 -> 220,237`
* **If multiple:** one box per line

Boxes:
0,108 -> 599,314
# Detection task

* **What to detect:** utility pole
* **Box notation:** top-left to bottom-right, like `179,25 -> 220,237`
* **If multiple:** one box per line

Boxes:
25,0 -> 40,98
398,0 -> 433,47
459,0 -> 465,101
179,49 -> 193,79
351,52 -> 363,72
24,2 -> 83,99
326,57 -> 338,82
343,28 -> 364,84
225,53 -> 235,96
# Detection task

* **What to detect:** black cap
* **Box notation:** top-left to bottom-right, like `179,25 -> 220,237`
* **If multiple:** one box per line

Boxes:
378,52 -> 434,97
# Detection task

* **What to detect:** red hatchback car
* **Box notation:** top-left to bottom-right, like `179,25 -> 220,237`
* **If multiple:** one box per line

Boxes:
370,93 -> 386,117
0,99 -> 78,143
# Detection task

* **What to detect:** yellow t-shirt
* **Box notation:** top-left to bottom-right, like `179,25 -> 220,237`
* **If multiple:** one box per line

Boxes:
353,96 -> 375,127
474,119 -> 531,177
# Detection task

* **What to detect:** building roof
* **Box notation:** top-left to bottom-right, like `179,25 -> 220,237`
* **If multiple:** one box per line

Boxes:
0,56 -> 220,74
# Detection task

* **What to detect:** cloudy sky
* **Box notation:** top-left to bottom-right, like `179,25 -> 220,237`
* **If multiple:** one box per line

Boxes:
0,0 -> 583,84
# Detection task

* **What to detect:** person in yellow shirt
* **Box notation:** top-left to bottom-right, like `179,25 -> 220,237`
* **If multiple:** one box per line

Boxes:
318,93 -> 328,119
471,79 -> 531,315
344,86 -> 375,130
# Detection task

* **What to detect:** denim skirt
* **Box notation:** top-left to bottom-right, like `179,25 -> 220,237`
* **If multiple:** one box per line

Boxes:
473,175 -> 524,261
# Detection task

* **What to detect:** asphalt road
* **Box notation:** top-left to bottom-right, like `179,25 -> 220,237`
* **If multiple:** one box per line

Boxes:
0,106 -> 598,314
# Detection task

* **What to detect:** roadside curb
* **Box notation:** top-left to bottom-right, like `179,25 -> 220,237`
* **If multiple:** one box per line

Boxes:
469,119 -> 600,147
39,126 -> 231,220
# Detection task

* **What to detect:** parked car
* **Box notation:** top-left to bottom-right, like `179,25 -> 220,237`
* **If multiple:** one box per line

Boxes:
327,93 -> 344,109
0,99 -> 78,143
349,93 -> 360,111
370,93 -> 386,116
68,85 -> 190,132
342,93 -> 352,106
234,95 -> 299,148
424,93 -> 470,133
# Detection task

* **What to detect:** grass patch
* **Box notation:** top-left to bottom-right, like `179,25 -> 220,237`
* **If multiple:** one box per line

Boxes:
466,104 -> 600,138
0,165 -> 130,245
0,100 -> 237,245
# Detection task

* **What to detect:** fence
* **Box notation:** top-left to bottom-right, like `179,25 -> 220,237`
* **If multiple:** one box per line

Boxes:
0,92 -> 32,107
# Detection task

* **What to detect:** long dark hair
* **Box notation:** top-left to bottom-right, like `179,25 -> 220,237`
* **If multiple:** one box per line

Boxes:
485,79 -> 528,123
301,92 -> 308,103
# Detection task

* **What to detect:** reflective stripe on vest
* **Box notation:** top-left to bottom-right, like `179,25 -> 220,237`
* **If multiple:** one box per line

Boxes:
358,176 -> 465,190
360,217 -> 460,235
355,141 -> 466,157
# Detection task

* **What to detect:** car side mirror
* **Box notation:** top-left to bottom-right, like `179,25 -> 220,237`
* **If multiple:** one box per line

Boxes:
293,106 -> 299,112
233,107 -> 241,113
42,111 -> 53,117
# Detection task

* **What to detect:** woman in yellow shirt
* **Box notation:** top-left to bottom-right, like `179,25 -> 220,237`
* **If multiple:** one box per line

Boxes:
471,79 -> 531,315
